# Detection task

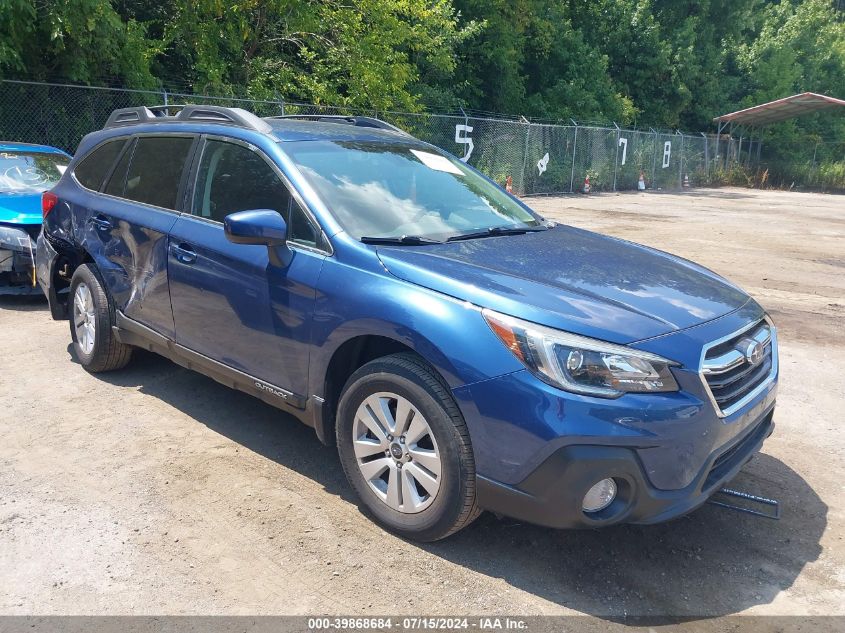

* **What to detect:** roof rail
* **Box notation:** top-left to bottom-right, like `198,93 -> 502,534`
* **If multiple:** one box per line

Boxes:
269,114 -> 410,136
103,105 -> 272,133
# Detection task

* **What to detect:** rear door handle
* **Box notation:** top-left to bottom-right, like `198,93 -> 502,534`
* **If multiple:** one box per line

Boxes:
91,215 -> 112,231
170,243 -> 197,264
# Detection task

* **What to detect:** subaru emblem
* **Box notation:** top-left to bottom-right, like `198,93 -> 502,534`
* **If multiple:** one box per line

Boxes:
745,340 -> 764,366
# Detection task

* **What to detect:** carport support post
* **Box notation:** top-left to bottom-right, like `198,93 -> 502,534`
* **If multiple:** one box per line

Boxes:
727,122 -> 734,171
715,119 -> 729,173
702,132 -> 710,179
715,128 -> 720,173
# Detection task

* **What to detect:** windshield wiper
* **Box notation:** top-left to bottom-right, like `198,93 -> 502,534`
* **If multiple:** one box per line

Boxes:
360,235 -> 443,245
446,225 -> 547,242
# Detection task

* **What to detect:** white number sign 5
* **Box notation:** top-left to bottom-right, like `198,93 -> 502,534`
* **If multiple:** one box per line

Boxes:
455,124 -> 474,163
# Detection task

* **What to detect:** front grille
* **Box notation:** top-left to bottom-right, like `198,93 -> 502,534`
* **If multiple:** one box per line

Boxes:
701,319 -> 776,416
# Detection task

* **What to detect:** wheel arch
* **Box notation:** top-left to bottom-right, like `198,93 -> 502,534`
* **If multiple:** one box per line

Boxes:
313,333 -> 454,446
47,241 -> 95,319
306,277 -> 524,445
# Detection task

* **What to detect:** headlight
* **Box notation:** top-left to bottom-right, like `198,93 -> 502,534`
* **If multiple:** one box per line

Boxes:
483,309 -> 679,398
0,225 -> 34,251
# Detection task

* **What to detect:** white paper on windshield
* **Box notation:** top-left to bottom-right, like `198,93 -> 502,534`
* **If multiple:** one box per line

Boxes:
56,165 -> 67,174
410,149 -> 464,175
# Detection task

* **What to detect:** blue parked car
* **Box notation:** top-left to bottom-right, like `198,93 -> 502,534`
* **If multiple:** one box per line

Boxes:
37,106 -> 778,541
0,142 -> 70,294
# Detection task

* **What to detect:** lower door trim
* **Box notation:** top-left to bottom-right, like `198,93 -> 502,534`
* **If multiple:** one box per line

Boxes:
113,311 -> 308,411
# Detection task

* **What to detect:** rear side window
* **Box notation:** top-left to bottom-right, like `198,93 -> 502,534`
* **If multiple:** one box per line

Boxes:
124,136 -> 193,209
103,140 -> 134,197
74,139 -> 126,191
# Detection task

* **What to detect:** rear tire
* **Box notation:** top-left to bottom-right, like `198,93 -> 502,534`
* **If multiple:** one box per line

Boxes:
336,353 -> 480,541
69,264 -> 133,373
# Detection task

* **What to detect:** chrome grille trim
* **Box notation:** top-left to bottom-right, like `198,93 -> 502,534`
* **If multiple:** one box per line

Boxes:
701,349 -> 745,375
701,323 -> 772,375
699,317 -> 778,418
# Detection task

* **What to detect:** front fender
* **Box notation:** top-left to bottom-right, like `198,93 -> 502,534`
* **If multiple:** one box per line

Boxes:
309,256 -> 524,400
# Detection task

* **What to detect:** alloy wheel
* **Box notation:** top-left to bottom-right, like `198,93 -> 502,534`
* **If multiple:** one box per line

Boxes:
352,391 -> 442,513
73,282 -> 96,355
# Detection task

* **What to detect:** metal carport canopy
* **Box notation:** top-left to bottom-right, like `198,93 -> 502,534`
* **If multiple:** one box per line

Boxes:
714,92 -> 845,127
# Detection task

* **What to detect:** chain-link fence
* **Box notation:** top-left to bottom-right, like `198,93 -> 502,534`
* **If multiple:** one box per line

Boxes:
1,79 -> 768,195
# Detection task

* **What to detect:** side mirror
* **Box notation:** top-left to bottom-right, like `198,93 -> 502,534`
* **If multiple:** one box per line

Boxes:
224,209 -> 287,246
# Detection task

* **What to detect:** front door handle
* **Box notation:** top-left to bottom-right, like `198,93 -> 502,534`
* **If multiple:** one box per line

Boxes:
170,243 -> 197,264
91,215 -> 112,231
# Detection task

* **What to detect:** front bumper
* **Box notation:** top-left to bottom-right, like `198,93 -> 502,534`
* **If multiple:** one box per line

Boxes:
453,302 -> 779,529
475,406 -> 774,529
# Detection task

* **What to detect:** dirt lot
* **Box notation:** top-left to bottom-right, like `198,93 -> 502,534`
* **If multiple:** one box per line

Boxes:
1,187 -> 843,622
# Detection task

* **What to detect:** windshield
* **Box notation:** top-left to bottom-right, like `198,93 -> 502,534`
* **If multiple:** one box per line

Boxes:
0,151 -> 69,194
282,140 -> 540,241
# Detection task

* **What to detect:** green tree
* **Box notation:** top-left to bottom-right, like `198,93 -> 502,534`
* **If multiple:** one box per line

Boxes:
567,0 -> 682,127
2,0 -> 843,136
649,0 -> 762,129
738,0 -> 845,103
0,0 -> 155,87
452,0 -> 632,122
735,0 -> 845,167
155,0 -> 474,110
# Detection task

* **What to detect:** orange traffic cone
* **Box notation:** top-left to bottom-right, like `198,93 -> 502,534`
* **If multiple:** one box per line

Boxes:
505,175 -> 513,193
638,171 -> 646,191
583,175 -> 591,194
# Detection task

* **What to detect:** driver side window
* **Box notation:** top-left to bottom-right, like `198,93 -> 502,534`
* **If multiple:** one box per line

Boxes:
192,139 -> 319,248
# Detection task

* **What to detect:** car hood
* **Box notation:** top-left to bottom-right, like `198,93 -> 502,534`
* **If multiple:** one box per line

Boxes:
0,193 -> 43,225
375,224 -> 750,344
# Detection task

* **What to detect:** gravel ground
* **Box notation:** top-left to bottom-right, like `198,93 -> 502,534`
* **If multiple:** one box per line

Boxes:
0,187 -> 843,623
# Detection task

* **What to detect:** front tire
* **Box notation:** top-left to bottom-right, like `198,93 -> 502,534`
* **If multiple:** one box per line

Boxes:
336,353 -> 480,541
69,264 -> 133,373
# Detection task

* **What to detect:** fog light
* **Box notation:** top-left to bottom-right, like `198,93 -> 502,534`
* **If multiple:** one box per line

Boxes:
582,478 -> 617,513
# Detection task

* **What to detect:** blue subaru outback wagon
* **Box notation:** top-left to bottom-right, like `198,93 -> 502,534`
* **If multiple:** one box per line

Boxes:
37,105 -> 778,541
